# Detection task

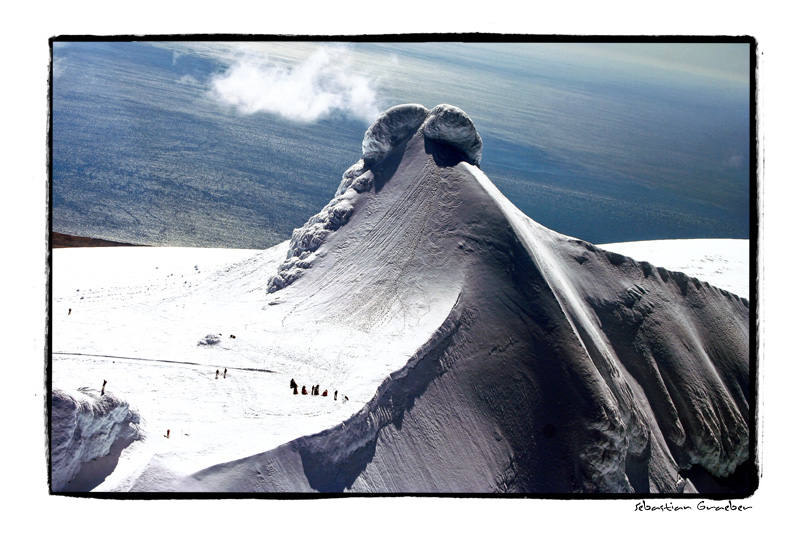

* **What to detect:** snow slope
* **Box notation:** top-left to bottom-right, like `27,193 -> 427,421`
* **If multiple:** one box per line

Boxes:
51,104 -> 751,494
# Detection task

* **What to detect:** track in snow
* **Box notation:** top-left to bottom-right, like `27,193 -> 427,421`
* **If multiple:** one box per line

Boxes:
52,351 -> 276,374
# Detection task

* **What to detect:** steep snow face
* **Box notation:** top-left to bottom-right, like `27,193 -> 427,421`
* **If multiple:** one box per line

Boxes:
269,104 -> 482,293
463,165 -> 750,486
171,113 -> 749,493
51,388 -> 142,491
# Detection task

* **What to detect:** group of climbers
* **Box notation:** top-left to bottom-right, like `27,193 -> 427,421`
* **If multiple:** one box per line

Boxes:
290,378 -> 347,402
156,371 -> 348,441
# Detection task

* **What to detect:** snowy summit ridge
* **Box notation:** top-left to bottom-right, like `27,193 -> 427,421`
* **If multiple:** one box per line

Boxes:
239,104 -> 749,492
52,103 -> 751,494
267,104 -> 482,293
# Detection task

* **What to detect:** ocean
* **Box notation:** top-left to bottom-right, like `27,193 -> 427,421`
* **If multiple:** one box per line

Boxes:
52,40 -> 751,249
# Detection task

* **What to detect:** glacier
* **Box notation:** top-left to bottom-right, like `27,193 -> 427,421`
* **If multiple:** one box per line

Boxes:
51,104 -> 751,494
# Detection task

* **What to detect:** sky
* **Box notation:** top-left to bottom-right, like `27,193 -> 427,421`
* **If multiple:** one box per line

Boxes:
4,0 -> 796,531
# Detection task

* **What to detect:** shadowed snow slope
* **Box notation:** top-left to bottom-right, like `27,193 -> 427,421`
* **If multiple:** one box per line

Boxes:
51,388 -> 141,491
151,105 -> 750,493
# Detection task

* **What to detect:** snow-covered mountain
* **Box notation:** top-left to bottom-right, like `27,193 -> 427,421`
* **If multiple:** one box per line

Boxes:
51,104 -> 751,494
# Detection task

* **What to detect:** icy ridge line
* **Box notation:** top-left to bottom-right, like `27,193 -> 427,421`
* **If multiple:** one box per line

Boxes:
463,164 -> 748,486
51,388 -> 142,491
267,104 -> 482,293
185,293 -> 466,492
300,292 -> 463,461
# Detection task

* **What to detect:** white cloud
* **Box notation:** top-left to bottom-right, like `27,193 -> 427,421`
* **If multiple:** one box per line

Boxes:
210,46 -> 382,124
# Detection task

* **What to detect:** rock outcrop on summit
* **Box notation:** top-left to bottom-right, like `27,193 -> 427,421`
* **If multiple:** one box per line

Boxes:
216,104 -> 752,493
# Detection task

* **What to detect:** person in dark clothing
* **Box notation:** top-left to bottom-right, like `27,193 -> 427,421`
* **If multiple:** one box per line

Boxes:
224,368 -> 227,378
302,386 -> 308,395
68,308 -> 72,315
293,385 -> 299,395
101,380 -> 107,396
166,429 -> 170,439
290,378 -> 297,390
216,369 -> 219,379
334,390 -> 337,401
322,389 -> 328,397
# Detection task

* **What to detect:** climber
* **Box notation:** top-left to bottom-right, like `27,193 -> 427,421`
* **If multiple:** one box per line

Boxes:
224,368 -> 227,378
302,386 -> 308,395
101,379 -> 107,396
216,369 -> 219,379
322,389 -> 328,397
290,378 -> 298,390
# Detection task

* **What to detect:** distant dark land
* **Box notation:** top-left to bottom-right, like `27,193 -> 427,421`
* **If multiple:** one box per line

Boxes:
51,232 -> 148,248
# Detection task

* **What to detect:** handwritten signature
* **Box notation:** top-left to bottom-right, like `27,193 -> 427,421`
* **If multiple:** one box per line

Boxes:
634,500 -> 752,512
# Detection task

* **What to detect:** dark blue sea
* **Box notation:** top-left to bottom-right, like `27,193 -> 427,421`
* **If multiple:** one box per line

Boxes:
52,41 -> 751,248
